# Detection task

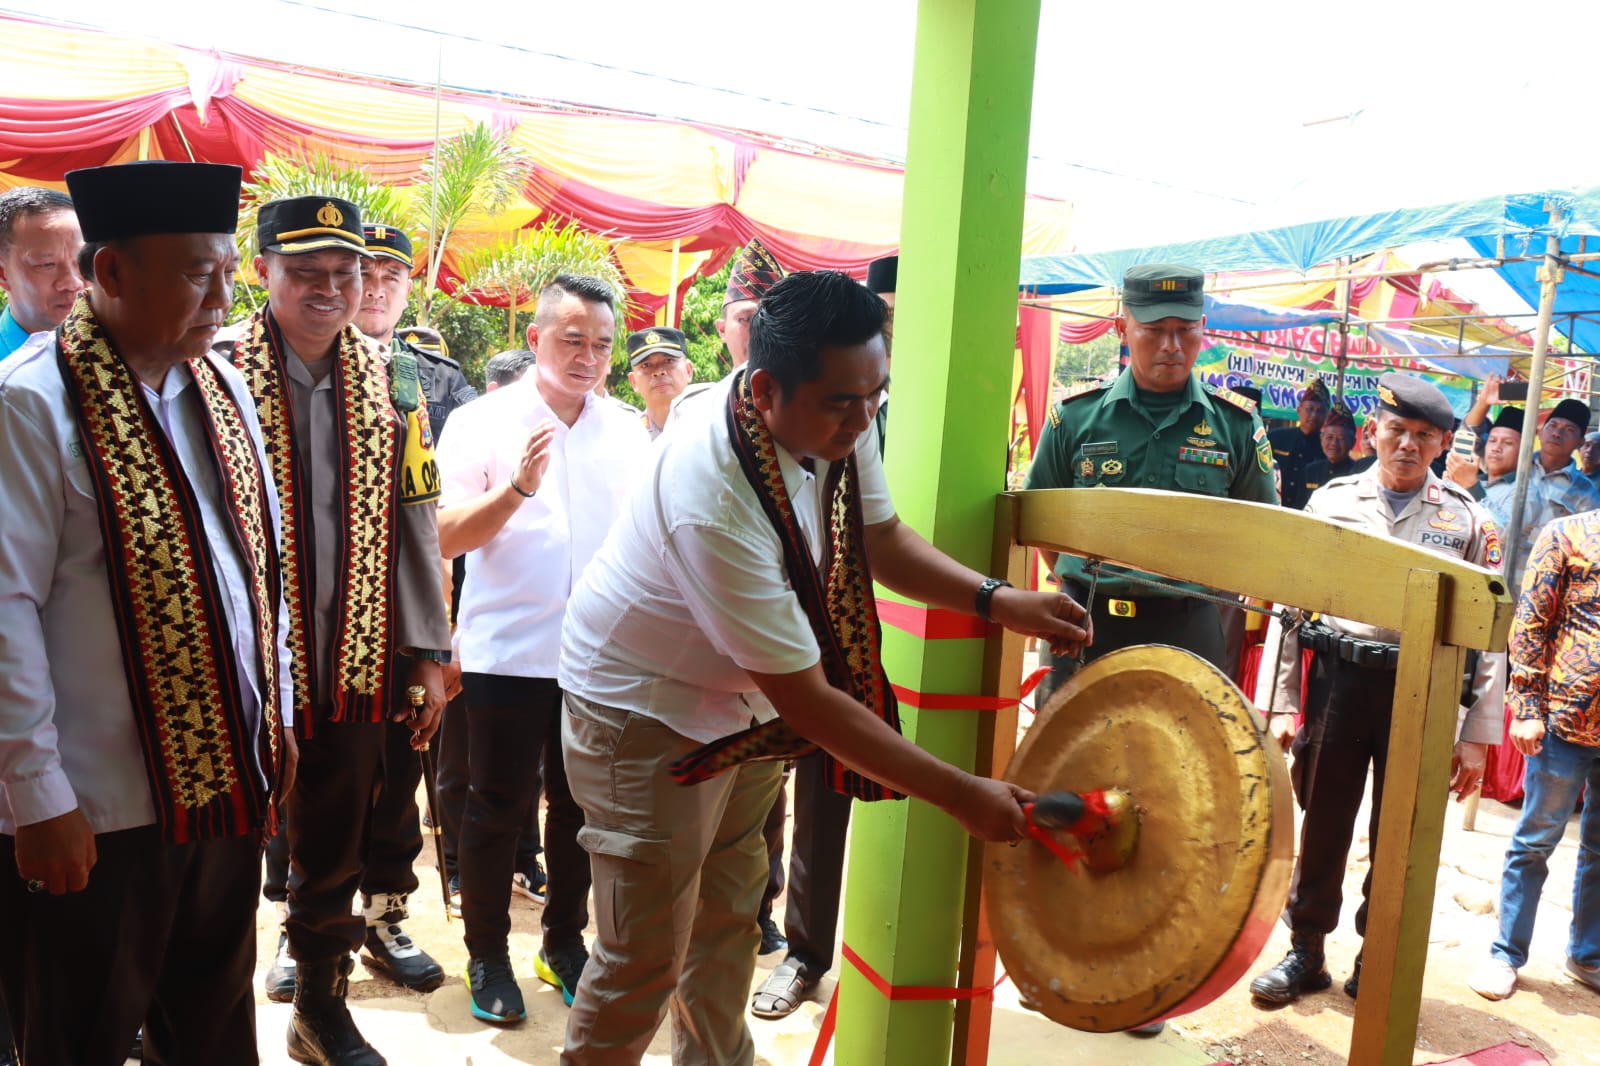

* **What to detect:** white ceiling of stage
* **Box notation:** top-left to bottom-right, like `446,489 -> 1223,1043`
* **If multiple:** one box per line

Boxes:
4,0 -> 1596,284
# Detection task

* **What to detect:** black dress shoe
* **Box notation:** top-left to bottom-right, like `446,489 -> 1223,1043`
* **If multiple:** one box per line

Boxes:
1249,948 -> 1332,1004
758,915 -> 787,956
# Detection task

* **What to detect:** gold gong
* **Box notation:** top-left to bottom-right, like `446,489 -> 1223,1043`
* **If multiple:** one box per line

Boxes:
986,644 -> 1293,1032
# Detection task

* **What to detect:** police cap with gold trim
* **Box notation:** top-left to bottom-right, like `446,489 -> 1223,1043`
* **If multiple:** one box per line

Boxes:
258,195 -> 369,257
1121,263 -> 1205,323
1375,372 -> 1454,433
66,161 -> 242,240
362,222 -> 414,268
626,326 -> 688,366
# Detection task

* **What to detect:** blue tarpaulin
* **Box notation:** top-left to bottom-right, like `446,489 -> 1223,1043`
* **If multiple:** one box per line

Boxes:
1020,187 -> 1600,354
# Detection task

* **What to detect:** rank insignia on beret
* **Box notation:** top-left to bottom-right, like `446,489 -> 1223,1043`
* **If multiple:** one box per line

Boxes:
1154,279 -> 1184,292
1101,459 -> 1124,476
1193,419 -> 1214,436
1256,438 -> 1272,473
373,225 -> 387,239
316,201 -> 344,227
645,330 -> 661,345
1079,458 -> 1094,479
1483,519 -> 1503,567
1379,384 -> 1397,406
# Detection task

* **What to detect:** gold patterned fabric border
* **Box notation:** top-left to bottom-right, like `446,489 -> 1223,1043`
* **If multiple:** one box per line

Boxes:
232,308 -> 400,730
55,295 -> 275,842
668,369 -> 902,801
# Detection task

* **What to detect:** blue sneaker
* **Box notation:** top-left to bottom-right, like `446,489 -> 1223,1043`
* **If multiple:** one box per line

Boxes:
534,943 -> 588,1007
464,956 -> 524,1024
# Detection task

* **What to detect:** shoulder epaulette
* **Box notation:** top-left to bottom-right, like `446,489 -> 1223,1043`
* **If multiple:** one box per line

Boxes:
1206,383 -> 1258,413
1060,379 -> 1110,403
1440,478 -> 1476,503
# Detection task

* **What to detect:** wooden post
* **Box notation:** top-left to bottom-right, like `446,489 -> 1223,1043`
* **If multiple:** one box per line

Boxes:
832,2 -> 1040,1064
1349,569 -> 1467,1065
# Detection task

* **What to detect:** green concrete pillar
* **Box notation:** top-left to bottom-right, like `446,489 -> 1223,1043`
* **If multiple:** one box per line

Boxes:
834,2 -> 1040,1064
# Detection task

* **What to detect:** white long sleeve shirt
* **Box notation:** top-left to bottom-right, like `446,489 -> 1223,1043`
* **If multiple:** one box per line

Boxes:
0,334 -> 292,834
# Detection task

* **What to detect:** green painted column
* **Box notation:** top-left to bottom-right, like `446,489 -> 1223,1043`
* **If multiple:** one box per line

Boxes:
834,2 -> 1040,1064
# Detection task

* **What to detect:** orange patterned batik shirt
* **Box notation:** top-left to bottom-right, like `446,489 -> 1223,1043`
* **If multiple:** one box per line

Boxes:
1509,510 -> 1600,747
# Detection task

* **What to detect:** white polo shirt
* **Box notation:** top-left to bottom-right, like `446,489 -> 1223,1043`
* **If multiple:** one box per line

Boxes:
559,375 -> 895,743
437,375 -> 648,678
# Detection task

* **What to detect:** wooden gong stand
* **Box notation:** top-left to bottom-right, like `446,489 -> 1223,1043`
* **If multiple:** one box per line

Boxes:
952,487 -> 1512,1066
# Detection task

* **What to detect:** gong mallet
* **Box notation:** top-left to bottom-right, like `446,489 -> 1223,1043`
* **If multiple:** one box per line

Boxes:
1025,788 -> 1141,874
407,684 -> 453,922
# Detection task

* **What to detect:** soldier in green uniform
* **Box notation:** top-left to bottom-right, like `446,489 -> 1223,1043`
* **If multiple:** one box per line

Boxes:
1025,263 -> 1279,700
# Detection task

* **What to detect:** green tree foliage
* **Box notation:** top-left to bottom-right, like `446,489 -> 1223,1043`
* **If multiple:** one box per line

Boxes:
607,262 -> 733,409
1054,329 -> 1123,388
237,151 -> 408,264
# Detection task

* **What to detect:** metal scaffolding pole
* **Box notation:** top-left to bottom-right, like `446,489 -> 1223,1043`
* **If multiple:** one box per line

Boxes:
1504,207 -> 1567,561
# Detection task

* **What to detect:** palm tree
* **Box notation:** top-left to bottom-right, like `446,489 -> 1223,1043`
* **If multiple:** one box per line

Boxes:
455,221 -> 629,348
236,151 -> 409,264
412,121 -> 533,326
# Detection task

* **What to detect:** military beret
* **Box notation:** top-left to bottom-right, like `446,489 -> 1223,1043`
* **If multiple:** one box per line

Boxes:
1121,263 -> 1204,323
1375,372 -> 1454,433
67,162 -> 241,241
866,255 -> 898,295
258,195 -> 368,257
626,326 -> 688,366
1491,406 -> 1524,434
362,222 -> 414,268
1549,398 -> 1591,433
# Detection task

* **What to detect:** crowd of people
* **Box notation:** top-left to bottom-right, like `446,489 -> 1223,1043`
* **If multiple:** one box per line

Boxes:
0,159 -> 1596,1066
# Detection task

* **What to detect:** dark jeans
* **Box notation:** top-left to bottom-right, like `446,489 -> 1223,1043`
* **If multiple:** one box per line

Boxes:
1287,651 -> 1398,940
438,690 -> 543,879
285,719 -> 387,963
0,828 -> 260,1066
459,673 -> 589,959
782,751 -> 854,974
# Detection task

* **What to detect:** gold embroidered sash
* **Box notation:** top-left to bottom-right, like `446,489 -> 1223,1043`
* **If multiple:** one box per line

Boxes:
668,370 -> 902,801
56,295 -> 283,842
231,308 -> 400,732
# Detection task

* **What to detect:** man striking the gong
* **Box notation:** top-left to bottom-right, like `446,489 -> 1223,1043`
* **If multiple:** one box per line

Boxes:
556,270 -> 1091,1065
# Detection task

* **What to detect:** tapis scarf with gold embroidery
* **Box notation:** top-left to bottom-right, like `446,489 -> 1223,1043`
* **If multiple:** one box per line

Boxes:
56,295 -> 284,842
668,369 -> 902,801
232,307 -> 400,734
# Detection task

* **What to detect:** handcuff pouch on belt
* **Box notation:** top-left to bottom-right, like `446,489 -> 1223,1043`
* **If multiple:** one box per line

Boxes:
1298,618 -> 1400,670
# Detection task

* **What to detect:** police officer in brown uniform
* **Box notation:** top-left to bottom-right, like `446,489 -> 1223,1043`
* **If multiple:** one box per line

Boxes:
1250,372 -> 1505,1006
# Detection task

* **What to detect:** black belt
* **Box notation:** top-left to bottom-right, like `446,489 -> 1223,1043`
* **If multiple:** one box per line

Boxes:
1299,619 -> 1400,670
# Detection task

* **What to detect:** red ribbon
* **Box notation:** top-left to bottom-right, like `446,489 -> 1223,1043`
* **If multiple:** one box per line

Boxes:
875,598 -> 993,641
889,666 -> 1050,714
1022,788 -> 1113,873
808,947 -> 1011,1066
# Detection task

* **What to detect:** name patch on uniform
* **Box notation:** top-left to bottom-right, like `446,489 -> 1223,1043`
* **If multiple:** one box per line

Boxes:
1100,459 -> 1124,476
1082,441 -> 1119,456
1178,446 -> 1230,467
1420,531 -> 1466,552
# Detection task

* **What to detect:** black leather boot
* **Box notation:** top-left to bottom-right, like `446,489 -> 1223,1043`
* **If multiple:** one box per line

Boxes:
1249,935 -> 1332,1004
286,956 -> 386,1066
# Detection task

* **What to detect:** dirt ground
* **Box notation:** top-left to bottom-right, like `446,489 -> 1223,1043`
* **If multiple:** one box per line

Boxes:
218,774 -> 1600,1066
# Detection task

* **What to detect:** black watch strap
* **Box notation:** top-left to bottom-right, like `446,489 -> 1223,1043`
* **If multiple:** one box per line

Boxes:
975,577 -> 1012,622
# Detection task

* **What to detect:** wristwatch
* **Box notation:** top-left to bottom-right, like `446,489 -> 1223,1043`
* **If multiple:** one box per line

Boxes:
406,647 -> 452,664
975,577 -> 1013,622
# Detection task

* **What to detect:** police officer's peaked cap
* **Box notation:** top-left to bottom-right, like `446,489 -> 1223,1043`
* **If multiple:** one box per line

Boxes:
1121,263 -> 1205,323
67,162 -> 242,241
362,222 -> 414,268
258,195 -> 368,257
1549,398 -> 1591,433
866,255 -> 898,295
1375,373 -> 1454,433
626,327 -> 688,367
1491,406 -> 1525,434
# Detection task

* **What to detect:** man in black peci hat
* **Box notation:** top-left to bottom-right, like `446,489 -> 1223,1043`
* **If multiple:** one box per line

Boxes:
1251,371 -> 1505,1006
229,195 -> 452,1066
0,160 -> 294,1064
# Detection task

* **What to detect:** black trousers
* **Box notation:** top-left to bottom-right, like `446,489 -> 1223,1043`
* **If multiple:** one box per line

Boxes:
437,691 -> 543,879
0,828 -> 260,1066
361,716 -> 425,897
1287,651 -> 1397,941
780,752 -> 854,974
459,674 -> 588,959
286,719 -> 388,963
758,765 -> 790,922
1036,591 -> 1226,707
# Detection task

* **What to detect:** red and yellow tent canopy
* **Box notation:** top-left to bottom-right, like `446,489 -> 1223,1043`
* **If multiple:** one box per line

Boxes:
0,13 -> 1074,323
